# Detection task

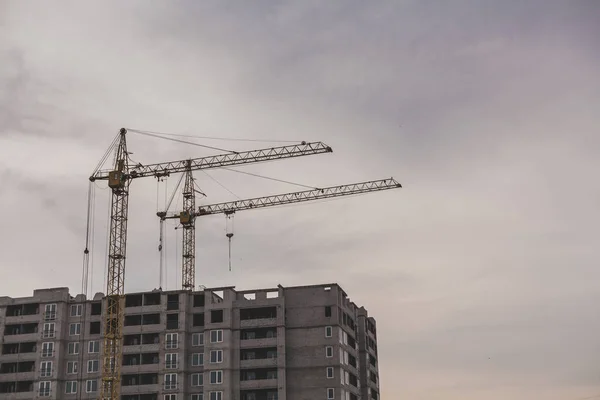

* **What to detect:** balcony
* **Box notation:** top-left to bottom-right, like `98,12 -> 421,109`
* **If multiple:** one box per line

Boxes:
123,343 -> 160,354
0,381 -> 35,396
120,384 -> 160,395
124,314 -> 162,333
240,378 -> 278,390
0,362 -> 36,382
240,318 -> 278,328
1,343 -> 37,360
122,353 -> 160,372
240,357 -> 278,369
2,333 -> 40,344
3,323 -> 39,343
6,304 -> 39,318
240,337 -> 277,349
3,310 -> 40,323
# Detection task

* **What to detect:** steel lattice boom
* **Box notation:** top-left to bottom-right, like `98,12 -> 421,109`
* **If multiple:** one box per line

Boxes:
91,141 -> 332,181
196,178 -> 401,216
91,128 -> 334,400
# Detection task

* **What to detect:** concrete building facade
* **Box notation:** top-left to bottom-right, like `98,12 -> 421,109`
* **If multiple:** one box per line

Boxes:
0,284 -> 380,400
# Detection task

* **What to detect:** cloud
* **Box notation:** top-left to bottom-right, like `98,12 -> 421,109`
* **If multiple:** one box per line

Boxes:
1,1 -> 599,398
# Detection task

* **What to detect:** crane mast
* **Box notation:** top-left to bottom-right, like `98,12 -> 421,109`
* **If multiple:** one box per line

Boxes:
181,162 -> 196,290
100,128 -> 129,400
90,128 -> 334,400
158,178 -> 402,287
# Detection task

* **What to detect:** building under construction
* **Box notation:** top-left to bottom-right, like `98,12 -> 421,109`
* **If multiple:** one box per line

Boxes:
0,283 -> 380,400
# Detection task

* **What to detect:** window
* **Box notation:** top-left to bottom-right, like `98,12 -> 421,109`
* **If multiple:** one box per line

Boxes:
211,309 -> 224,323
40,361 -> 52,377
87,360 -> 99,373
192,332 -> 204,346
39,381 -> 51,397
89,321 -> 101,335
192,372 -> 204,387
88,340 -> 100,353
166,353 -> 178,369
340,349 -> 344,364
209,392 -> 223,400
339,328 -> 343,344
210,370 -> 223,384
326,346 -> 333,358
326,367 -> 334,379
340,368 -> 345,385
86,379 -> 97,393
42,323 -> 55,338
68,342 -> 80,355
327,388 -> 335,400
210,350 -> 223,364
66,381 -> 77,394
164,395 -> 177,400
165,373 -> 178,390
210,330 -> 223,343
193,313 -> 205,327
192,352 -> 204,366
267,393 -> 278,400
70,304 -> 83,317
325,306 -> 332,317
44,304 -> 56,320
344,351 -> 348,365
325,326 -> 332,338
42,342 -> 54,357
69,323 -> 81,336
345,370 -> 349,385
191,395 -> 204,400
67,361 -> 78,375
166,332 -> 179,349
343,331 -> 348,345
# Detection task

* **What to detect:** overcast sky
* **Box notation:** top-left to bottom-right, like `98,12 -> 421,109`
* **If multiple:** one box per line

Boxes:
1,1 -> 600,399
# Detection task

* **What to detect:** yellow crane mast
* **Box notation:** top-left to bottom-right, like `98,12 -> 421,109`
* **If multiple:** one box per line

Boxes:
89,128 -> 334,400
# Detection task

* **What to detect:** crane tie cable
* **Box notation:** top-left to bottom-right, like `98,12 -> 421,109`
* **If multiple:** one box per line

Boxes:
125,128 -> 301,144
221,167 -> 317,189
127,128 -> 234,153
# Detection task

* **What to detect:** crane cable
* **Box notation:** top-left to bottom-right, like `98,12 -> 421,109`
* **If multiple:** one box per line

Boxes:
127,128 -> 234,153
125,127 -> 301,144
221,167 -> 317,190
91,133 -> 120,176
79,180 -> 96,400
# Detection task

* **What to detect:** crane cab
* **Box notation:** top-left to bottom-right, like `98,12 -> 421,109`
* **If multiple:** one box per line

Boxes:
108,171 -> 125,188
179,211 -> 193,225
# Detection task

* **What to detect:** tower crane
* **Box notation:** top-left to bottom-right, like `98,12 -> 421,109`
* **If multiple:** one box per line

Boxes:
158,178 -> 402,287
89,128 -> 333,400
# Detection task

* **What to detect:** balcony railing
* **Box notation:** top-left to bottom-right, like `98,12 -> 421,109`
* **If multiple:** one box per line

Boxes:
165,341 -> 179,350
43,312 -> 56,321
165,361 -> 179,369
41,330 -> 55,339
41,350 -> 54,358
